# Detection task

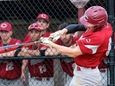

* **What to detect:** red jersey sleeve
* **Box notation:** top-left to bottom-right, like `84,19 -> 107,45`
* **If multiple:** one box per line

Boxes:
77,33 -> 105,54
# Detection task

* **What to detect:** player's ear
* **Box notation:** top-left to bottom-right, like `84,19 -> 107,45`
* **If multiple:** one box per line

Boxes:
46,23 -> 49,28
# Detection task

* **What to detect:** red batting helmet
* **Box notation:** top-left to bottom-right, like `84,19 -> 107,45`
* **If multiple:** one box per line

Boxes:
80,6 -> 108,27
28,23 -> 44,31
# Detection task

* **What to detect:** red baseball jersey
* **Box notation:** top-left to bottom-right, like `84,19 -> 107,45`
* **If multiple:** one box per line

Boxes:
56,36 -> 77,77
24,32 -> 54,78
0,38 -> 22,80
75,23 -> 112,68
23,32 -> 51,42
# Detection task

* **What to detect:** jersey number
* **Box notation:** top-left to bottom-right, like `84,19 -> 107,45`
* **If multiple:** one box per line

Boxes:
39,65 -> 47,74
6,62 -> 14,71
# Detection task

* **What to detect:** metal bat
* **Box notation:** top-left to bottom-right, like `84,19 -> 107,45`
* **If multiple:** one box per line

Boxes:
0,37 -> 56,54
0,40 -> 41,54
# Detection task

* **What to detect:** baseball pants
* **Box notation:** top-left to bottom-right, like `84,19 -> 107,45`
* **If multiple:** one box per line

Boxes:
69,65 -> 102,86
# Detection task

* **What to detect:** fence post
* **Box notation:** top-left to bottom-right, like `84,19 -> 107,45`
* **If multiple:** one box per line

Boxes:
106,0 -> 115,86
54,59 -> 64,86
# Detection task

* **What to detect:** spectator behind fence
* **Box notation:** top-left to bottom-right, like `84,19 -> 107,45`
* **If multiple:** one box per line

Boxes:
19,13 -> 54,86
0,22 -> 24,86
40,6 -> 112,86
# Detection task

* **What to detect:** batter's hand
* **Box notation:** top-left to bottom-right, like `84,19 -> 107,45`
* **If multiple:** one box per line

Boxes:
21,72 -> 26,82
40,37 -> 52,46
49,30 -> 66,42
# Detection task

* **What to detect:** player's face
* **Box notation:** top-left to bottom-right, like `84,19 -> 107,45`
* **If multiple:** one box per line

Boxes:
36,19 -> 49,30
29,30 -> 45,41
85,23 -> 95,30
0,31 -> 12,41
60,34 -> 72,44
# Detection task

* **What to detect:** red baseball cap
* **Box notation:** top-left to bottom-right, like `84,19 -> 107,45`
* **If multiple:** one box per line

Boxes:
37,13 -> 50,22
28,23 -> 44,31
0,22 -> 13,32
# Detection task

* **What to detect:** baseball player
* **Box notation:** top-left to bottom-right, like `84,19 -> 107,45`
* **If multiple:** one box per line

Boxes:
20,13 -> 54,86
36,13 -> 51,37
0,22 -> 24,86
40,6 -> 112,86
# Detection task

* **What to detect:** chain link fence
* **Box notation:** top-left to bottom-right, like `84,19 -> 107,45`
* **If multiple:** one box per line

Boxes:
0,0 -> 110,86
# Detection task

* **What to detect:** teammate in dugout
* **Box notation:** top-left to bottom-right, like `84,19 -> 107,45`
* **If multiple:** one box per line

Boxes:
45,23 -> 78,86
40,6 -> 112,86
19,13 -> 54,86
0,22 -> 25,86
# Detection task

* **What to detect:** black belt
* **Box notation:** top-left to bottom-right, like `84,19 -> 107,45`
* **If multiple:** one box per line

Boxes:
77,66 -> 97,71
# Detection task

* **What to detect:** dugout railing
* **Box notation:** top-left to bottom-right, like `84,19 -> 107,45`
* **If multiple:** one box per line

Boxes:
0,56 -> 109,86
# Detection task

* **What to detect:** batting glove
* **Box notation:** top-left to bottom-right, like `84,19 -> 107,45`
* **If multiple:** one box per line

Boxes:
49,30 -> 64,42
40,37 -> 52,46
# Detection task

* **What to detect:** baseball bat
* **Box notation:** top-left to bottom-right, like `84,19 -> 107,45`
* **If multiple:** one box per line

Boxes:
0,40 -> 41,54
0,36 -> 55,54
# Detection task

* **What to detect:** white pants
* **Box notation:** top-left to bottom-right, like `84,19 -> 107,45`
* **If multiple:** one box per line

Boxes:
69,65 -> 102,86
29,77 -> 54,86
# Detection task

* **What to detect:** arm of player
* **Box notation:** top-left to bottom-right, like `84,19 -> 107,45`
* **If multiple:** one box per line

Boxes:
18,47 -> 40,56
49,24 -> 86,41
0,50 -> 16,57
41,39 -> 82,58
21,60 -> 28,82
65,24 -> 86,34
18,48 -> 31,57
49,42 -> 82,58
25,49 -> 40,56
45,47 -> 60,56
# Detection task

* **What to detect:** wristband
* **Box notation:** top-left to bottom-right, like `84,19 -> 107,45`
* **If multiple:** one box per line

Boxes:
65,24 -> 86,34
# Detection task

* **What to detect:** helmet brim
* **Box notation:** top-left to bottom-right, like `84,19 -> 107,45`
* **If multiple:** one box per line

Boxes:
79,15 -> 90,27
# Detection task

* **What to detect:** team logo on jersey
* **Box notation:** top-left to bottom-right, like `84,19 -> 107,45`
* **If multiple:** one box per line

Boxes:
86,39 -> 91,43
79,36 -> 91,43
6,62 -> 14,71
